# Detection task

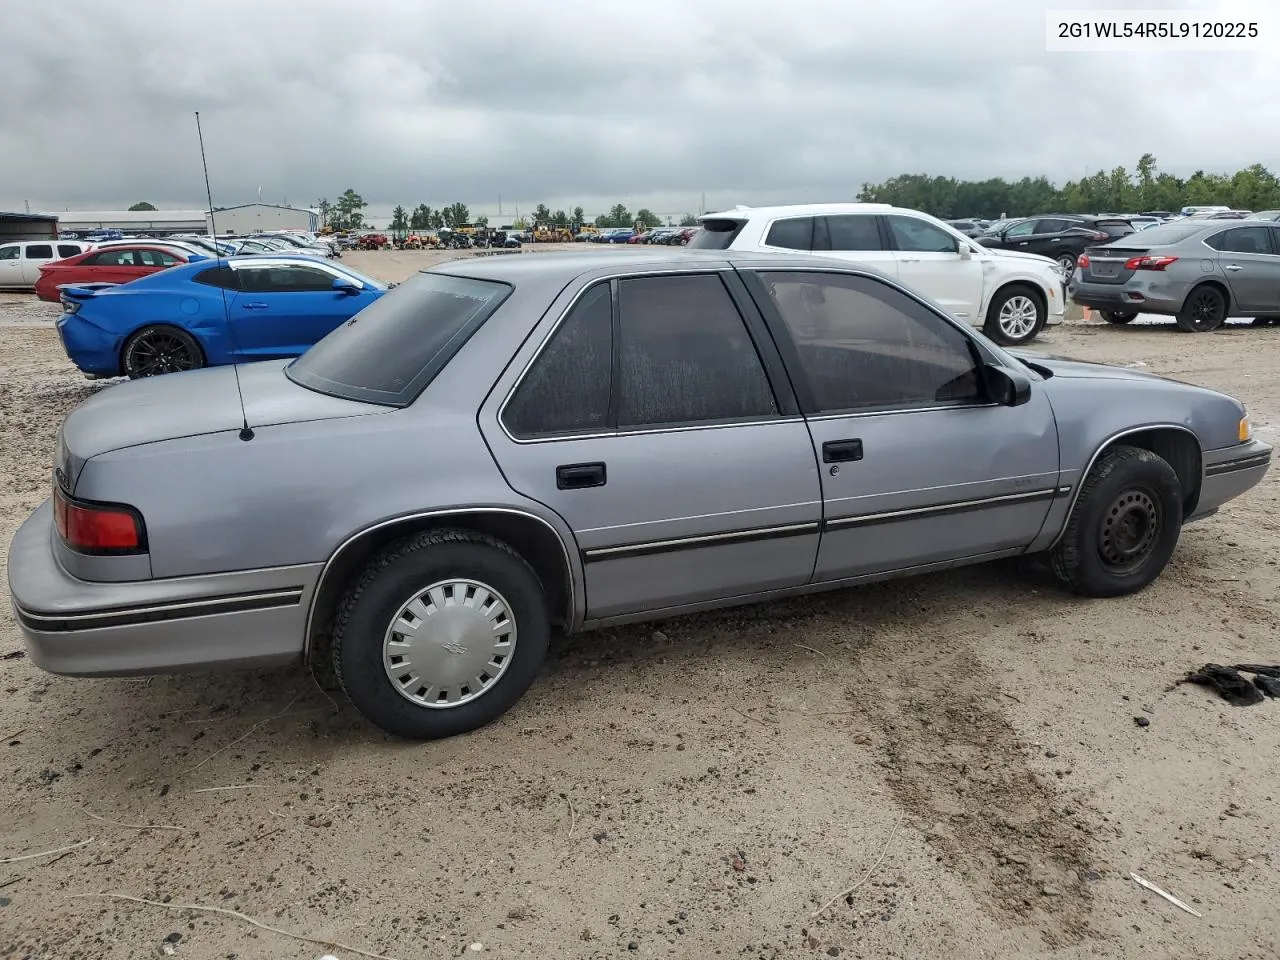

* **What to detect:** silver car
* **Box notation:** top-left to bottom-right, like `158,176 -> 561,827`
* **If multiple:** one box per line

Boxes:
1069,219 -> 1280,330
8,251 -> 1272,739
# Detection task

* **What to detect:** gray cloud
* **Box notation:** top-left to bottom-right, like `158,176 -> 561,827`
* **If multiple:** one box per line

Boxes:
3,0 -> 1275,222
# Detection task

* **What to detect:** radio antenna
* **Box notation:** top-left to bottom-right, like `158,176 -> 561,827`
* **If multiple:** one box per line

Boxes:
196,110 -> 254,441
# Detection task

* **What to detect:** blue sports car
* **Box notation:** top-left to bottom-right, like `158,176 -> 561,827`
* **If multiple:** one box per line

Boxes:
56,255 -> 389,379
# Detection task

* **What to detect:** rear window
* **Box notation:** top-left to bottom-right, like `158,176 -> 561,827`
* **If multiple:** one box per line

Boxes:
1095,220 -> 1135,237
286,272 -> 512,407
686,218 -> 745,249
1110,221 -> 1209,246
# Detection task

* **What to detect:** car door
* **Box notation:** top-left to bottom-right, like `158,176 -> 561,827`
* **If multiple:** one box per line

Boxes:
481,270 -> 823,620
882,214 -> 985,322
988,218 -> 1037,250
20,243 -> 55,284
0,244 -> 22,287
1021,219 -> 1077,258
1208,225 -> 1279,312
229,262 -> 372,356
741,268 -> 1061,582
83,248 -> 142,284
813,213 -> 899,278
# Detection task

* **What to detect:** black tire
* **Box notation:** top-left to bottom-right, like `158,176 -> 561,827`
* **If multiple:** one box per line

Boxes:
1099,311 -> 1138,324
1176,285 -> 1227,332
332,528 -> 550,739
121,325 -> 204,379
983,284 -> 1046,346
1049,445 -> 1183,597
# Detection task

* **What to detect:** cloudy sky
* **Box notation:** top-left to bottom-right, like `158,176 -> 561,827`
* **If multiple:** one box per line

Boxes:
4,0 -> 1278,224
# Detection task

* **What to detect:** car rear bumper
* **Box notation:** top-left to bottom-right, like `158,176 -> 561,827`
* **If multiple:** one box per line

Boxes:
1068,278 -> 1184,314
7,501 -> 316,676
1190,439 -> 1272,520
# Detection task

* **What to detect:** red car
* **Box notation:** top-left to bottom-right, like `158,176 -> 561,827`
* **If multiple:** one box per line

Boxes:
34,245 -> 190,302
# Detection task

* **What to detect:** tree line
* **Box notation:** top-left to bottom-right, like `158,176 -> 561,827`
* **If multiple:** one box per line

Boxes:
316,188 -> 702,233
856,154 -> 1280,219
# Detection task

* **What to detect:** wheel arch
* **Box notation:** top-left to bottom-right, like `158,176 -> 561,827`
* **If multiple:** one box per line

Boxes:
304,507 -> 579,663
119,322 -> 208,370
1050,424 -> 1203,548
990,279 -> 1047,317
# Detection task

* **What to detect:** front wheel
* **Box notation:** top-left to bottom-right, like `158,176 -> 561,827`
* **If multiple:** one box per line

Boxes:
1099,311 -> 1138,324
1055,252 -> 1078,276
1176,285 -> 1227,332
1050,445 -> 1183,597
984,285 -> 1046,345
333,529 -> 550,739
121,325 -> 204,379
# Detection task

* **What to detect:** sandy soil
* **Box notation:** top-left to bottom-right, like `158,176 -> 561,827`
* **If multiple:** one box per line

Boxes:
1,250 -> 1278,960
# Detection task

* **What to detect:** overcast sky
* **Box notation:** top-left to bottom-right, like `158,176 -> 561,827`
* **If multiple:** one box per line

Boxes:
4,0 -> 1277,223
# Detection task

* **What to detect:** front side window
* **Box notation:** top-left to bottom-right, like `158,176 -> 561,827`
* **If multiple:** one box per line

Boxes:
504,283 -> 612,438
825,215 -> 882,251
24,244 -> 53,259
763,217 -> 813,251
0,246 -> 19,261
759,271 -> 982,413
1001,220 -> 1036,238
886,216 -> 958,252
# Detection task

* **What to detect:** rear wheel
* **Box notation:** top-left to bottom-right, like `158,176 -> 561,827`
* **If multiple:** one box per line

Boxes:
121,325 -> 204,379
984,285 -> 1046,345
1176,285 -> 1227,332
1099,311 -> 1138,324
1050,445 -> 1183,597
333,529 -> 550,739
1054,252 -> 1078,275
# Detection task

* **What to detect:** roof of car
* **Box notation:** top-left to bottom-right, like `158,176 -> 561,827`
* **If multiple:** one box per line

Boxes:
700,203 -> 896,221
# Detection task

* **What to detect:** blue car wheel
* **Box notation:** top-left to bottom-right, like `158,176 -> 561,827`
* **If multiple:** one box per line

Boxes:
122,325 -> 206,379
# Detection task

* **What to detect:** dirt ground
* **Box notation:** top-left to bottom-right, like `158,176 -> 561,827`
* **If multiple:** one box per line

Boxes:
1,248 -> 1278,960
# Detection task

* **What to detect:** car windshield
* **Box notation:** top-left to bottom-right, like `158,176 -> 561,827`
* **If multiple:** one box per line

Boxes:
285,272 -> 511,406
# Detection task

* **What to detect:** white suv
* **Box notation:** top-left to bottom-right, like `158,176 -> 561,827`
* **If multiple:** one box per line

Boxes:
691,204 -> 1066,345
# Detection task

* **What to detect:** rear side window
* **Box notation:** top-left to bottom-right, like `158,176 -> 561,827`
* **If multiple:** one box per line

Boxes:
686,219 -> 745,250
1206,226 -> 1273,254
825,215 -> 882,251
193,265 -> 241,290
57,244 -> 82,258
25,244 -> 53,259
286,272 -> 512,406
763,217 -> 814,250
504,283 -> 612,438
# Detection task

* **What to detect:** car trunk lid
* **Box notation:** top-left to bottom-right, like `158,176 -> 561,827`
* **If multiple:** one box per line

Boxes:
1080,242 -> 1155,284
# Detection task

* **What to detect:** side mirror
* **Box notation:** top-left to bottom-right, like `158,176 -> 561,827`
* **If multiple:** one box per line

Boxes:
957,239 -> 972,258
186,254 -> 209,263
332,277 -> 360,295
984,364 -> 1032,407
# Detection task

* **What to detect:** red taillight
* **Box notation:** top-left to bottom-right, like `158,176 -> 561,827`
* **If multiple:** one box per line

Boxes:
53,487 -> 144,553
1090,231 -> 1109,241
1077,254 -> 1090,268
1124,255 -> 1178,271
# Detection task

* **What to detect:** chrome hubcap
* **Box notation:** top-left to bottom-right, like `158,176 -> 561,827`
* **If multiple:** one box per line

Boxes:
998,295 -> 1039,339
381,579 -> 517,709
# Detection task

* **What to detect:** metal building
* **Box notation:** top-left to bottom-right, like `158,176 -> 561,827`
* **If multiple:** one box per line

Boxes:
50,210 -> 208,237
207,204 -> 319,235
0,212 -> 59,242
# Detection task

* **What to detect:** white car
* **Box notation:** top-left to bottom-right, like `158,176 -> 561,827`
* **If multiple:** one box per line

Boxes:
691,203 -> 1066,345
0,240 -> 93,290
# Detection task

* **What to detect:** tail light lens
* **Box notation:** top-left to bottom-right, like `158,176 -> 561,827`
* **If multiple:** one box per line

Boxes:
1090,231 -> 1109,240
1077,254 -> 1090,268
53,487 -> 146,554
1124,255 -> 1178,271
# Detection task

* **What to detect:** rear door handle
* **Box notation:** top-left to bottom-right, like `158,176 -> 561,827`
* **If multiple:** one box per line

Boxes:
241,301 -> 269,309
822,439 -> 863,463
1225,264 -> 1243,272
556,461 -> 607,490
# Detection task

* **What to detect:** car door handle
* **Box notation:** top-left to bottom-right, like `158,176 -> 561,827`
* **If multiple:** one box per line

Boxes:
556,462 -> 607,490
241,301 -> 269,309
1225,264 -> 1243,271
822,439 -> 864,463
899,257 -> 921,263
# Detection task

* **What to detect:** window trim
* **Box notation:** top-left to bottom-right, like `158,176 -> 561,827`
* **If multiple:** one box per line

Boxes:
496,268 -> 801,445
1204,225 -> 1276,256
760,216 -> 815,252
24,244 -> 55,260
738,267 -> 1003,418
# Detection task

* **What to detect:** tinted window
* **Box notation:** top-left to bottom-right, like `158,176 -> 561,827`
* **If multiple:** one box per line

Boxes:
763,217 -> 813,250
239,264 -> 336,292
286,272 -> 511,406
193,265 -> 242,290
886,216 -> 958,253
504,283 -> 612,438
1002,220 -> 1036,238
1207,226 -> 1272,254
0,246 -> 18,261
86,249 -> 136,266
825,215 -> 882,251
617,274 -> 778,427
760,271 -> 981,413
1034,218 -> 1073,233
686,219 -> 745,250
57,244 -> 82,258
1095,220 -> 1135,238
24,244 -> 53,259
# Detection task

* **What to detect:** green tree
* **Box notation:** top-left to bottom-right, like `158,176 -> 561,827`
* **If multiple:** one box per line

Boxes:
607,204 -> 631,227
635,208 -> 662,228
317,198 -> 333,229
128,201 -> 157,211
475,214 -> 489,228
441,202 -> 470,227
679,213 -> 699,226
551,209 -> 570,228
429,210 -> 445,230
332,188 -> 367,230
571,206 -> 585,226
409,204 -> 429,231
532,203 -> 552,224
389,205 -> 408,235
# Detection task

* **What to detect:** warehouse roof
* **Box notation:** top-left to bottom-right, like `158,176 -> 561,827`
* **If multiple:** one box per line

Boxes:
43,210 -> 209,223
0,212 -> 59,222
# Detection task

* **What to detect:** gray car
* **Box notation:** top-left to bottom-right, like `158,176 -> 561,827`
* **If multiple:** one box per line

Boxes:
8,251 -> 1272,739
1069,219 -> 1280,330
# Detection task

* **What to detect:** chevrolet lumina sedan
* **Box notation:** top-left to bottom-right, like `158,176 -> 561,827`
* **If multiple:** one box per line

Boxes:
9,251 -> 1271,740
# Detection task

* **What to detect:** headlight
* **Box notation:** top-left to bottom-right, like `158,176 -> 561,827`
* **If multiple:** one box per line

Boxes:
1239,414 -> 1252,442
